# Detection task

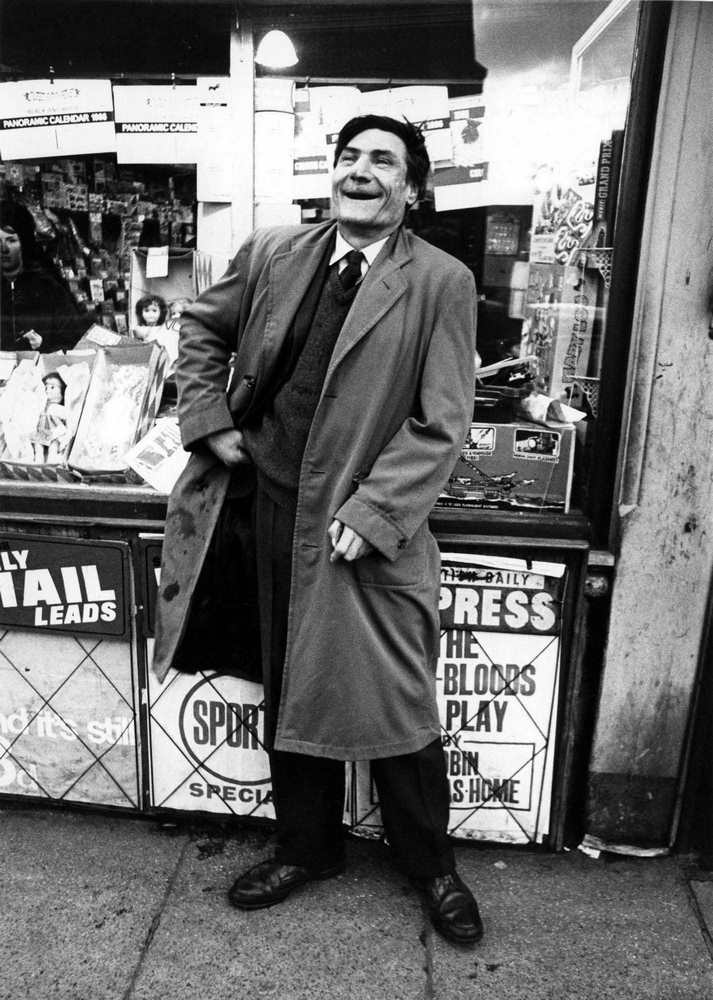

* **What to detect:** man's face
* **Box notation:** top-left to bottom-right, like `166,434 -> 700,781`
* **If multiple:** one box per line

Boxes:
0,226 -> 23,276
331,128 -> 417,245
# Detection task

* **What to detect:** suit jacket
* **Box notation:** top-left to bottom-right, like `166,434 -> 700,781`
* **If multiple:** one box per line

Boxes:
153,220 -> 477,760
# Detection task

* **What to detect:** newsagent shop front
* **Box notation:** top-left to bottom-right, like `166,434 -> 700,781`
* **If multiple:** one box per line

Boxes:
0,0 -> 674,850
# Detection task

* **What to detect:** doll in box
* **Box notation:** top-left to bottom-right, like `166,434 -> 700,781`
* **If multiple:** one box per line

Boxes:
32,371 -> 70,463
134,293 -> 179,366
167,297 -> 192,328
133,293 -> 167,340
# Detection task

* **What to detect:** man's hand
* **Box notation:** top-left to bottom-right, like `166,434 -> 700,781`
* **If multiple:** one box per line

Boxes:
205,428 -> 251,467
21,330 -> 42,350
328,519 -> 373,563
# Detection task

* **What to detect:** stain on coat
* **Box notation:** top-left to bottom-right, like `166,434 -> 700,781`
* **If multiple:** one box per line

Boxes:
174,508 -> 197,539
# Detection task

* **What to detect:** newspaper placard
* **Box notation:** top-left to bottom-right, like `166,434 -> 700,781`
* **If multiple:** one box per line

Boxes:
0,534 -> 128,636
146,653 -> 274,819
113,84 -> 198,164
0,629 -> 139,808
438,553 -> 564,843
0,78 -> 115,160
348,551 -> 565,845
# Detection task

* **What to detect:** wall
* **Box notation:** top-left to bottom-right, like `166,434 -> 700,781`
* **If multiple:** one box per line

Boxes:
586,1 -> 713,848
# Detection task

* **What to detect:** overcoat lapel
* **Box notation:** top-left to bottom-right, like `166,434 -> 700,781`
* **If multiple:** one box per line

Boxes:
258,223 -> 336,377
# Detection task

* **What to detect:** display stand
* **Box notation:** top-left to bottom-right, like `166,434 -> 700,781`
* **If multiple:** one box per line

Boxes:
0,490 -> 588,850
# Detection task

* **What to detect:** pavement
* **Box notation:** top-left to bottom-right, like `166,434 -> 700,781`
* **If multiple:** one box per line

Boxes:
3,804 -> 713,1000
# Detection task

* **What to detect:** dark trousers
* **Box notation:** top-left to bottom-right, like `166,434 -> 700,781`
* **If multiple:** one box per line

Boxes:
255,483 -> 455,878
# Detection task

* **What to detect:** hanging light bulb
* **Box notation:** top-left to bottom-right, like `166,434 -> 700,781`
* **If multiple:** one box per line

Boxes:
255,30 -> 298,69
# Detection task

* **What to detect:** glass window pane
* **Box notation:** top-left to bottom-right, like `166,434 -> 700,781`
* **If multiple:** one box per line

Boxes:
271,0 -> 639,517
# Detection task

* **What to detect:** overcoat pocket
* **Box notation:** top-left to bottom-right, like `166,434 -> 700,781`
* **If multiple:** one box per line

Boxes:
353,530 -> 426,589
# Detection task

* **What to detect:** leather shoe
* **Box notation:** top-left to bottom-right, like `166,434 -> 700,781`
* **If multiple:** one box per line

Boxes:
416,872 -> 484,945
228,858 -> 344,910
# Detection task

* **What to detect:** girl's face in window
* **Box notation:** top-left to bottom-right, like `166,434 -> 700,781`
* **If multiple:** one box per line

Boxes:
0,226 -> 23,276
142,302 -> 161,326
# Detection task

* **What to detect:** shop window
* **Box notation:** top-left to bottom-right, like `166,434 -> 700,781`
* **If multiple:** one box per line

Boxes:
0,0 -> 642,506
0,157 -> 196,335
251,0 -> 638,520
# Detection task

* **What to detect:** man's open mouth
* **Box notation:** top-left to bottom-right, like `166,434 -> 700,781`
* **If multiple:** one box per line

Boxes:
342,190 -> 379,200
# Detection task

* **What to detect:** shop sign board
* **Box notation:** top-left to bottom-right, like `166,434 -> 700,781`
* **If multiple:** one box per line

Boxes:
146,651 -> 274,819
0,534 -> 129,637
0,629 -> 139,808
113,84 -> 198,164
0,78 -> 115,160
348,552 -> 565,845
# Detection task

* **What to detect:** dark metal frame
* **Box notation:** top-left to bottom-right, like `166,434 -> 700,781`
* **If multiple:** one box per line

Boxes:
587,0 -> 673,550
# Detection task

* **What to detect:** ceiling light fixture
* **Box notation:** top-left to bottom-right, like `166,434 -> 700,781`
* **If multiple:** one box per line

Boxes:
254,30 -> 298,69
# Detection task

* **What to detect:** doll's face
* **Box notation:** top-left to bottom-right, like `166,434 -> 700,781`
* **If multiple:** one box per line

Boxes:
142,302 -> 161,325
44,377 -> 64,404
169,302 -> 184,320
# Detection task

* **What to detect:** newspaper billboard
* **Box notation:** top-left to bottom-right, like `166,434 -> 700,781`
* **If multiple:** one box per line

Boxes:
348,551 -> 566,845
0,629 -> 139,808
0,534 -> 129,637
146,648 -> 274,819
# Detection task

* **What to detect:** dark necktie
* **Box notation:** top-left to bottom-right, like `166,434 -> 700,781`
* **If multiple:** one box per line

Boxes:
338,250 -> 365,291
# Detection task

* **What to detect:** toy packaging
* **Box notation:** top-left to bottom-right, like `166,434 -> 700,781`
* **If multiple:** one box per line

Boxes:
439,420 -> 576,513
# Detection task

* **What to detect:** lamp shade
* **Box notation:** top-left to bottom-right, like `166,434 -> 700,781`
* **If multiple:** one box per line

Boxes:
255,30 -> 298,69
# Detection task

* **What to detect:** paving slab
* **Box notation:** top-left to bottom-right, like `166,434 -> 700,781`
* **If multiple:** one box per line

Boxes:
0,805 -> 188,1000
431,847 -> 713,1000
5,806 -> 713,1000
690,879 -> 713,942
131,828 -> 429,1000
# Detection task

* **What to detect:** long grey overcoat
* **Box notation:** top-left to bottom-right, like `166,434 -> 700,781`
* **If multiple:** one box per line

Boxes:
153,220 -> 476,760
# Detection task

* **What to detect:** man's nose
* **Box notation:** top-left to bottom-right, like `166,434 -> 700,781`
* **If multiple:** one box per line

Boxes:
348,155 -> 373,179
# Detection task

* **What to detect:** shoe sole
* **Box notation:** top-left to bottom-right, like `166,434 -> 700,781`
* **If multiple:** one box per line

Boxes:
432,920 -> 484,946
229,863 -> 345,911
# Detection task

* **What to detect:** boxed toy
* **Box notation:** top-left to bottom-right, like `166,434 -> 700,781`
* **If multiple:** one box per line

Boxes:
129,247 -> 194,340
439,419 -> 575,513
0,351 -> 95,480
67,343 -> 168,475
520,263 -> 598,399
0,349 -> 37,388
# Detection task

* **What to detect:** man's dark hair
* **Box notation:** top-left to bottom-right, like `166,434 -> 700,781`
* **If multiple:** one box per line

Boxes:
333,115 -> 430,200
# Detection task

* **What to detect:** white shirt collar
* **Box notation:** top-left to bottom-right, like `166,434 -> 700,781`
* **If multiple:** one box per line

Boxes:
329,230 -> 390,271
